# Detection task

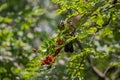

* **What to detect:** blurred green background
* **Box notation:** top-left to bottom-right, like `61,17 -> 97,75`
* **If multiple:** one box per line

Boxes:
0,0 -> 57,80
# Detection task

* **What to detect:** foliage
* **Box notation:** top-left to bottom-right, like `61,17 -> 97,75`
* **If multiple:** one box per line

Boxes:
1,0 -> 120,80
0,0 -> 56,80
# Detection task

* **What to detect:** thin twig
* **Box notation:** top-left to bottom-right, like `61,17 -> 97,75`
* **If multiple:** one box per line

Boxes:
104,66 -> 115,75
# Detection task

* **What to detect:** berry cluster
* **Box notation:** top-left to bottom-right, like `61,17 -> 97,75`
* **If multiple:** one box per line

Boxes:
56,38 -> 64,45
41,55 -> 55,65
41,38 -> 64,66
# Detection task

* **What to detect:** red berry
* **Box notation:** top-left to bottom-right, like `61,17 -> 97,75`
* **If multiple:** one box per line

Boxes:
45,59 -> 50,64
41,55 -> 55,65
46,55 -> 53,60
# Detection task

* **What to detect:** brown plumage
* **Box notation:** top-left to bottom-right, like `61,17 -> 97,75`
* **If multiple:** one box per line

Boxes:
58,15 -> 81,52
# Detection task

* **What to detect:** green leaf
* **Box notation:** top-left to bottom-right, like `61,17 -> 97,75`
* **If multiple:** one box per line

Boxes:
96,14 -> 104,26
92,1 -> 105,11
0,3 -> 7,12
87,27 -> 97,34
3,17 -> 12,23
0,16 -> 3,22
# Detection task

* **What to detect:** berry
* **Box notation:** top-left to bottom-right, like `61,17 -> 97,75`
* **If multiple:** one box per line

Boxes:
41,55 -> 55,65
46,55 -> 54,61
56,38 -> 64,45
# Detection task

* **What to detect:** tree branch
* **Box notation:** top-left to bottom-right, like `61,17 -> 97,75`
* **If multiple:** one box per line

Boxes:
104,66 -> 116,76
87,58 -> 105,77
